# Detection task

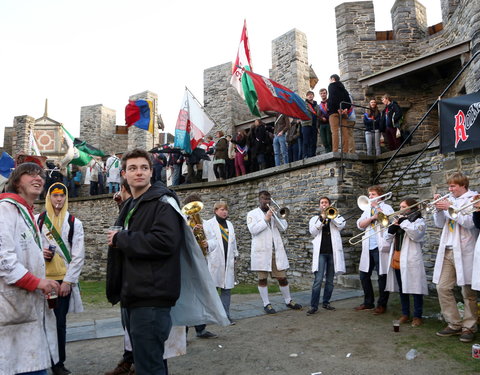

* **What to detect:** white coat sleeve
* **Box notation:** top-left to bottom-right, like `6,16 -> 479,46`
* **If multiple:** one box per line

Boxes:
332,215 -> 346,231
247,211 -> 269,236
64,219 -> 85,284
309,216 -> 323,236
433,209 -> 446,228
400,218 -> 426,243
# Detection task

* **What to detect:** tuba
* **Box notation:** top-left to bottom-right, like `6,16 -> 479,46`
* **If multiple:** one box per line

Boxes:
182,201 -> 208,256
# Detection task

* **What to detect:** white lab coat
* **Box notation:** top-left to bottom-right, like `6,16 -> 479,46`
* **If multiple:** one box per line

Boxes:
309,215 -> 346,275
204,217 -> 239,289
0,200 -> 58,375
106,155 -> 121,184
356,201 -> 394,274
432,190 -> 479,286
247,207 -> 289,271
383,217 -> 428,295
472,232 -> 480,291
37,211 -> 85,313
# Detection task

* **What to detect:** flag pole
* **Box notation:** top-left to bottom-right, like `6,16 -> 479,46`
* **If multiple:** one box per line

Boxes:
185,86 -> 220,129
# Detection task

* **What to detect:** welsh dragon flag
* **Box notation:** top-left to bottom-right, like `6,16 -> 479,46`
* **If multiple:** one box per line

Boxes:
230,20 -> 253,99
241,70 -> 311,121
174,88 -> 215,153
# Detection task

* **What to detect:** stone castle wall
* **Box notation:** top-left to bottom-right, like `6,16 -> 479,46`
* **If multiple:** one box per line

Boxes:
12,115 -> 35,156
80,104 -> 118,155
336,0 -> 480,154
60,146 -> 479,292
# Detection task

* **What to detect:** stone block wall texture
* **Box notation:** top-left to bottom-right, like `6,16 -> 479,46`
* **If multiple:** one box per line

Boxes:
80,104 -> 117,155
12,115 -> 35,155
65,145 -> 478,292
335,0 -> 480,154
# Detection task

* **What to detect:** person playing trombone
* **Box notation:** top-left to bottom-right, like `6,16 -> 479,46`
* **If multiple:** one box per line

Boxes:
382,198 -> 428,327
433,172 -> 479,343
306,197 -> 346,315
354,185 -> 394,314
247,190 -> 302,314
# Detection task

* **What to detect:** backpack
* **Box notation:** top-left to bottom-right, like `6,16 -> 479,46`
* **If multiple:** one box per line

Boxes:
37,211 -> 75,247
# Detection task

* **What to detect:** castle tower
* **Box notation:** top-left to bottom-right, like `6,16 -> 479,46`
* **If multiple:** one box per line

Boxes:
12,115 -> 35,156
270,29 -> 310,97
391,0 -> 428,41
80,104 -> 116,154
127,91 -> 159,151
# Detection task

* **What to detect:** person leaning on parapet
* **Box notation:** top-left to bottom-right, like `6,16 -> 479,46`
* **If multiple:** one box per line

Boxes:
380,94 -> 403,151
106,152 -> 122,193
363,99 -> 382,156
106,148 -> 184,375
327,74 -> 353,153
286,118 -> 301,163
203,201 -> 239,324
271,112 -> 290,166
301,91 -> 319,158
247,190 -> 302,314
213,131 -> 228,180
37,182 -> 85,375
0,162 -> 60,375
354,185 -> 394,314
432,172 -> 479,343
306,196 -> 346,315
382,197 -> 428,327
318,88 -> 332,153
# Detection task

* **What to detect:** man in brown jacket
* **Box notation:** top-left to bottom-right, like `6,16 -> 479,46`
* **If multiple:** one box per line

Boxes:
213,131 -> 228,180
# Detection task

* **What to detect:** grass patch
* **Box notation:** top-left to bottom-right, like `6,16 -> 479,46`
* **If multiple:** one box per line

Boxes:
79,280 -> 108,306
386,294 -> 479,373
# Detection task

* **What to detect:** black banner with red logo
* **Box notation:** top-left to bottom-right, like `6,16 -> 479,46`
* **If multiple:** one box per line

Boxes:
439,91 -> 480,154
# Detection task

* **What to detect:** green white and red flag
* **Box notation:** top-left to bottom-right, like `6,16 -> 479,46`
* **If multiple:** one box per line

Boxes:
241,70 -> 311,121
230,20 -> 253,99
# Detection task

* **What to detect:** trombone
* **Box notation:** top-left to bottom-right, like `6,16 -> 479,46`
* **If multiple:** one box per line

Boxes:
266,198 -> 289,231
357,192 -> 392,211
448,195 -> 480,219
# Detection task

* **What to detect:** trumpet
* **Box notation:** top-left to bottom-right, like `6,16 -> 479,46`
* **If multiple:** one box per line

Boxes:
182,201 -> 208,256
357,192 -> 392,211
448,195 -> 480,218
425,193 -> 451,213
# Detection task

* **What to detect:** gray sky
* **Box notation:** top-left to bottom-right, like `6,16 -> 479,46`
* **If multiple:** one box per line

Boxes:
0,0 -> 441,146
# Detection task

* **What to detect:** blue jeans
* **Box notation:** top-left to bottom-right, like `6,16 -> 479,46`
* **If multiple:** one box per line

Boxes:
310,253 -> 335,309
395,269 -> 423,318
273,134 -> 288,166
125,307 -> 172,375
288,141 -> 299,163
172,165 -> 182,186
109,182 -> 119,194
359,248 -> 389,308
302,125 -> 316,158
219,288 -> 232,319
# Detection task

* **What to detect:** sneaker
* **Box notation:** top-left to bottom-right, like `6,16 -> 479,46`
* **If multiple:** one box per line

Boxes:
229,319 -> 236,326
373,306 -> 386,315
286,300 -> 302,310
459,329 -> 475,343
306,307 -> 318,315
354,304 -> 374,311
399,315 -> 410,324
411,317 -> 423,327
264,303 -> 277,314
436,326 -> 462,337
322,303 -> 336,311
196,330 -> 218,339
52,364 -> 72,375
105,359 -> 132,375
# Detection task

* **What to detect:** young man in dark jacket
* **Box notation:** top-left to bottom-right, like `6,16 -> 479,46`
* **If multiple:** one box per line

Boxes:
107,148 -> 183,375
380,94 -> 403,151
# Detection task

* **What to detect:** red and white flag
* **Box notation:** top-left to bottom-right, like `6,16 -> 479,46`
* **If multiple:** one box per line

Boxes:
230,20 -> 253,99
174,88 -> 215,153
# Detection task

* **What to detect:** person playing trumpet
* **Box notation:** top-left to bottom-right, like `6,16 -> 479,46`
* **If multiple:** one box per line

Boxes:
306,197 -> 346,315
355,185 -> 394,314
382,198 -> 428,327
433,172 -> 479,343
247,190 -> 302,314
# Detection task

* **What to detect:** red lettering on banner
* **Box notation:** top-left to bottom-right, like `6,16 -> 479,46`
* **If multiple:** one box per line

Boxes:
454,110 -> 468,148
175,109 -> 189,131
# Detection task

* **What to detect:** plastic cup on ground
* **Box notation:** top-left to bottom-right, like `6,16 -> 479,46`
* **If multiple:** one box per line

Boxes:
393,320 -> 400,332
